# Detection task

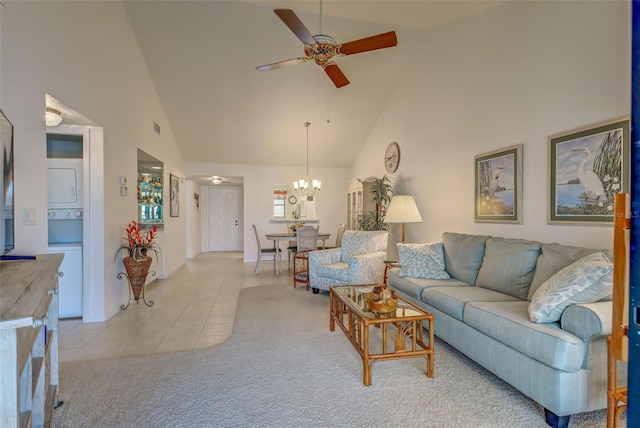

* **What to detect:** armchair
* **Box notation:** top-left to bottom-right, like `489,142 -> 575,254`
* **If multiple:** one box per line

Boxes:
309,230 -> 389,294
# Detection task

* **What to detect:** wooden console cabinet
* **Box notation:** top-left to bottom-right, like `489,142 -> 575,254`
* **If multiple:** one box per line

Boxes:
0,254 -> 63,427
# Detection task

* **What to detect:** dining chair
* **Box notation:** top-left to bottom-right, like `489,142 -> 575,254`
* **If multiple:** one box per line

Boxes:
287,241 -> 297,271
322,223 -> 346,249
252,224 -> 281,274
293,225 -> 319,290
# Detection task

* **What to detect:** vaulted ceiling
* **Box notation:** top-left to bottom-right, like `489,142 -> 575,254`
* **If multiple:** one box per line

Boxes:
122,1 -> 504,169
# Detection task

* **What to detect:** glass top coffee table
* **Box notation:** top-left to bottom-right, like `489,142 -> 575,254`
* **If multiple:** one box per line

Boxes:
329,284 -> 434,386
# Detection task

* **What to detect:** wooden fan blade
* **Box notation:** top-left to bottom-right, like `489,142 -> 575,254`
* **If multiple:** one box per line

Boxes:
324,63 -> 350,88
338,31 -> 397,56
274,9 -> 316,46
256,57 -> 309,72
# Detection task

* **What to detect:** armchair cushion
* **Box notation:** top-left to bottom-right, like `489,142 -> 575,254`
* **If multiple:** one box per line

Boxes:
309,248 -> 341,267
317,263 -> 349,282
340,230 -> 388,262
348,251 -> 387,284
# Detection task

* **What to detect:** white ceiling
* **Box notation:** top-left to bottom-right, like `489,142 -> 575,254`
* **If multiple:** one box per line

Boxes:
117,1 -> 504,174
119,0 -> 505,173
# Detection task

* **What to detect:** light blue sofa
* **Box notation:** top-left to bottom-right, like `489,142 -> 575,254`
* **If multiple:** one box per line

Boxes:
388,232 -> 619,428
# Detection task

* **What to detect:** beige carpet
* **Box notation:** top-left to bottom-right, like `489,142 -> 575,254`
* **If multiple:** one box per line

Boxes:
53,285 -> 618,427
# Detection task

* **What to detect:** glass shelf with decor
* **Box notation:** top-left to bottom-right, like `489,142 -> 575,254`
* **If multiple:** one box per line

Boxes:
138,174 -> 163,225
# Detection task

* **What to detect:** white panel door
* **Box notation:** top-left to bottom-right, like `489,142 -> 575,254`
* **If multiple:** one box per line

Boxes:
208,187 -> 239,251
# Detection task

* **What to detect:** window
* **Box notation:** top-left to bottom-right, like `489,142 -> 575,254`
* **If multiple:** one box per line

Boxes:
273,189 -> 287,218
273,199 -> 285,218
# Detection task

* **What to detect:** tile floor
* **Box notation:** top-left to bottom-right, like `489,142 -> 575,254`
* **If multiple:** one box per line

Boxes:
58,251 -> 291,362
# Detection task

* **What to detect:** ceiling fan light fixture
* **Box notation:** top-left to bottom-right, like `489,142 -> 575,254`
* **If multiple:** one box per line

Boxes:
45,107 -> 62,126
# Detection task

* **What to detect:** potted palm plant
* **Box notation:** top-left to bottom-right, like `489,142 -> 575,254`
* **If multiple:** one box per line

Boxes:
358,175 -> 394,231
115,220 -> 161,303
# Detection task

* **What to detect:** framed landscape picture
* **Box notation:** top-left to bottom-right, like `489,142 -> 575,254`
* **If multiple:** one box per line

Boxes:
548,118 -> 629,225
474,144 -> 522,224
170,173 -> 180,217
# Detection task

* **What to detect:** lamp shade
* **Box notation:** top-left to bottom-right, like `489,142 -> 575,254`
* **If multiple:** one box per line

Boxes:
384,195 -> 423,224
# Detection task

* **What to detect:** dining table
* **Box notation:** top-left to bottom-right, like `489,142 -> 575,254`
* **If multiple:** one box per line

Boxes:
265,232 -> 331,275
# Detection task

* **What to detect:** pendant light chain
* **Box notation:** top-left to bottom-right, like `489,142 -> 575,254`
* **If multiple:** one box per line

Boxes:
305,121 -> 310,180
293,121 -> 322,198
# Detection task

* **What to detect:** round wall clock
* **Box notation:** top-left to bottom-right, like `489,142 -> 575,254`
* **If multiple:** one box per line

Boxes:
288,195 -> 297,204
385,142 -> 400,173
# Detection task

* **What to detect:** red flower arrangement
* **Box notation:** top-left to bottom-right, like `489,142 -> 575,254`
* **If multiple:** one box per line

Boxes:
115,220 -> 162,261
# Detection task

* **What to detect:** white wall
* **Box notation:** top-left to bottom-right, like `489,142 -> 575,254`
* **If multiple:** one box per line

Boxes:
352,0 -> 630,251
1,1 -> 186,320
186,162 -> 350,261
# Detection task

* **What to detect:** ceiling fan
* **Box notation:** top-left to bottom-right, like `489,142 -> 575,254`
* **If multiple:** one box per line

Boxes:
256,9 -> 397,88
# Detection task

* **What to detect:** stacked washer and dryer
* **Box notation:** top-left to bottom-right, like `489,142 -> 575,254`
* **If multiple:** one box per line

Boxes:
47,134 -> 84,319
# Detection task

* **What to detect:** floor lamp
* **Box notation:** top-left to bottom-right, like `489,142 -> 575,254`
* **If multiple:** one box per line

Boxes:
384,195 -> 423,243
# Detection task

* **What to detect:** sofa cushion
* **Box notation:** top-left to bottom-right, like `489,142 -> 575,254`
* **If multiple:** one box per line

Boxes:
464,301 -> 585,371
317,262 -> 349,282
442,232 -> 489,285
388,269 -> 468,300
528,243 -> 599,300
340,231 -> 388,263
528,252 -> 613,323
421,285 -> 519,321
397,242 -> 450,279
475,237 -> 541,300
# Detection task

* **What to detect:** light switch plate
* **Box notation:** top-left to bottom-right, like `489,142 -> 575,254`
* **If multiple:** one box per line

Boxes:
22,208 -> 36,225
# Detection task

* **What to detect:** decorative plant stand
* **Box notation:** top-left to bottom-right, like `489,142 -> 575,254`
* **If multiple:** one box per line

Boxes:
119,256 -> 155,309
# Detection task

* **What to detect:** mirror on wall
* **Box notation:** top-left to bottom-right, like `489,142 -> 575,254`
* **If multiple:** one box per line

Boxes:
0,109 -> 14,255
137,149 -> 164,225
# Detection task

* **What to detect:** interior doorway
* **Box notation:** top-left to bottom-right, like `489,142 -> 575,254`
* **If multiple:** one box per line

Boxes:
46,94 -> 105,322
207,187 -> 239,251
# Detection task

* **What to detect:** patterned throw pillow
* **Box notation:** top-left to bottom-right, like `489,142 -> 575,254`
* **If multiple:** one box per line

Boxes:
397,242 -> 450,280
528,252 -> 613,323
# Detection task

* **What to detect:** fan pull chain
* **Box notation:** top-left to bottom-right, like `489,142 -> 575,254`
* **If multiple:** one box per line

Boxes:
326,80 -> 331,123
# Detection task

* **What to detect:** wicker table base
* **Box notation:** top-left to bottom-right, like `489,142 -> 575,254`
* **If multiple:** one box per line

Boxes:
329,284 -> 434,386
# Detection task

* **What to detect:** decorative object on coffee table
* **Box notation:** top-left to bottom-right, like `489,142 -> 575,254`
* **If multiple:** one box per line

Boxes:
115,220 -> 161,309
365,284 -> 398,313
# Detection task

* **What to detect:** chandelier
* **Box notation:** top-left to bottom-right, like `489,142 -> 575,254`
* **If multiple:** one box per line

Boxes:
293,122 -> 321,199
